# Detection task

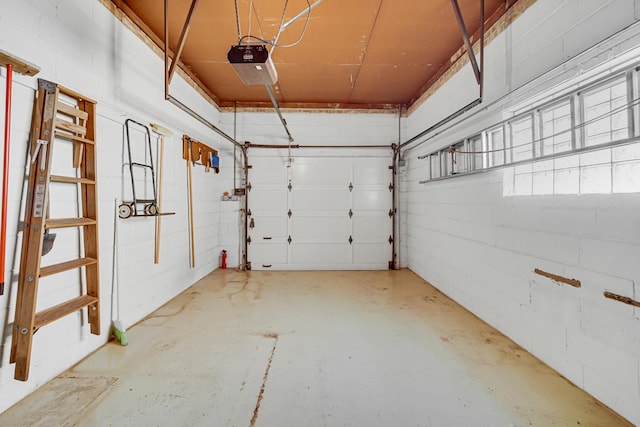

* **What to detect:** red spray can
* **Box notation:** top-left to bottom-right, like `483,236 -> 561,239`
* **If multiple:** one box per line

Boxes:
221,250 -> 227,269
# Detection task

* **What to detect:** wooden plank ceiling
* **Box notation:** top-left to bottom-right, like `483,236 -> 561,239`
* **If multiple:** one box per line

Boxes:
117,0 -> 517,110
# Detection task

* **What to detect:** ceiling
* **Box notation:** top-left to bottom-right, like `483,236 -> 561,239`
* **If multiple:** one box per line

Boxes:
115,0 -> 518,110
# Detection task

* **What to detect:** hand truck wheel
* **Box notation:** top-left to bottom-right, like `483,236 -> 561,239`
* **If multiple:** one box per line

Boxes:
118,203 -> 133,219
144,203 -> 158,215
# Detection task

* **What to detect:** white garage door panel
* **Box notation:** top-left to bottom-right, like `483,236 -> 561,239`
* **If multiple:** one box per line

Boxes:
291,189 -> 350,212
353,216 -> 391,239
250,157 -> 289,184
353,243 -> 391,264
292,158 -> 352,184
251,216 -> 288,237
291,243 -> 352,265
291,216 -> 350,240
353,189 -> 391,211
250,190 -> 288,212
250,243 -> 288,267
353,160 -> 391,185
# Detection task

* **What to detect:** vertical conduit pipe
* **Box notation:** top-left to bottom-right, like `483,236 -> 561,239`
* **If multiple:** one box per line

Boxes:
0,64 -> 13,295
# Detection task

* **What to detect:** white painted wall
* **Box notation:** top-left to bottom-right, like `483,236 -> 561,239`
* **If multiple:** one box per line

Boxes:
0,0 -> 240,411
402,0 -> 640,424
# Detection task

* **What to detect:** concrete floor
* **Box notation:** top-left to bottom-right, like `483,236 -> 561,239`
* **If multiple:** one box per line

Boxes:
0,269 -> 630,427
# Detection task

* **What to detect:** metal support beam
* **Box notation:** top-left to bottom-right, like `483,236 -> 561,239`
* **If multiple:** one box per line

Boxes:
167,0 -> 200,86
400,0 -> 485,152
271,0 -> 324,56
280,0 -> 324,33
450,0 -> 481,85
163,0 -> 243,149
166,94 -> 243,149
265,85 -> 294,142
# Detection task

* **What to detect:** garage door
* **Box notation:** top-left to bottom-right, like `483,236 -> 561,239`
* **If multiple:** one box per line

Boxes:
247,155 -> 393,270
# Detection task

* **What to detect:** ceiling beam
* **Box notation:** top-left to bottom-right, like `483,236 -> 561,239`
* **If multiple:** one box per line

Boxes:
167,0 -> 200,86
450,0 -> 482,85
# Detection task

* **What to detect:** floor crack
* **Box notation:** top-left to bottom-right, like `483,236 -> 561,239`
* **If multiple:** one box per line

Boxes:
249,333 -> 278,427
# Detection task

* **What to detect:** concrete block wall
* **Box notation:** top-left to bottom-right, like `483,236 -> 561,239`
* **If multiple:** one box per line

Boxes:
0,0 -> 239,411
401,0 -> 640,424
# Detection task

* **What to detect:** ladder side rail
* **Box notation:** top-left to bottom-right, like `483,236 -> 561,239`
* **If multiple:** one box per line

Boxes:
9,84 -> 46,364
11,81 -> 58,381
79,98 -> 100,334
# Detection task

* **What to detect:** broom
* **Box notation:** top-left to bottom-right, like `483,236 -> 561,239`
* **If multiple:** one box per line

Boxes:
111,198 -> 128,346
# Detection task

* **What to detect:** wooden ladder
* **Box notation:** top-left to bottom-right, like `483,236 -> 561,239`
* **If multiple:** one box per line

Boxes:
10,79 -> 100,381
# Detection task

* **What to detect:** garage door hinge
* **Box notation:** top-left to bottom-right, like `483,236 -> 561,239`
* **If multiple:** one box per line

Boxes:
247,236 -> 252,244
247,209 -> 252,216
388,235 -> 394,244
288,180 -> 292,191
348,182 -> 353,192
388,209 -> 394,218
288,209 -> 292,218
247,182 -> 252,192
249,218 -> 255,229
348,209 -> 353,218
348,235 -> 353,245
388,183 -> 394,191
288,235 -> 292,244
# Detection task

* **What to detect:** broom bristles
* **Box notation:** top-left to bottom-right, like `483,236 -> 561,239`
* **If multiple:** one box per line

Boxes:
112,320 -> 128,346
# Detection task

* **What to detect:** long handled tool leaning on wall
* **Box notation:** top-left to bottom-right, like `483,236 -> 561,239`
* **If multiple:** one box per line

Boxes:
150,123 -> 173,264
182,135 -> 220,269
0,51 -> 39,296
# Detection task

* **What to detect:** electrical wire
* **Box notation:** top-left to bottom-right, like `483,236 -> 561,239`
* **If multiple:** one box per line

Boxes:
237,0 -> 311,48
234,0 -> 242,44
248,0 -> 253,43
272,0 -> 290,46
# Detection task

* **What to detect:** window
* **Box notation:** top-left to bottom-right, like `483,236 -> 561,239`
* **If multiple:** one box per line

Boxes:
539,99 -> 573,156
487,126 -> 504,167
582,76 -> 629,147
448,142 -> 467,175
430,153 -> 440,179
418,65 -> 638,187
509,115 -> 534,162
469,135 -> 484,170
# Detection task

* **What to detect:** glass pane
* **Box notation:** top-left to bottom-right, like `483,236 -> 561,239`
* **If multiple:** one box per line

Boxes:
470,136 -> 484,170
583,77 -> 628,147
540,100 -> 573,155
488,127 -> 504,166
430,154 -> 440,178
510,116 -> 534,162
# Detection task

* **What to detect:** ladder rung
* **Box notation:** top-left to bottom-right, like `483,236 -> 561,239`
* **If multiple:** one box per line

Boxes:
40,257 -> 98,277
134,199 -> 156,203
34,295 -> 98,330
50,175 -> 96,185
58,84 -> 97,104
54,131 -> 95,145
56,102 -> 89,121
46,217 -> 97,229
55,119 -> 86,136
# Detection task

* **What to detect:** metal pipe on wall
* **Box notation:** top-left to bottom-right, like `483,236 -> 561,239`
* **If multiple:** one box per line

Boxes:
163,0 -> 243,150
400,0 -> 485,153
0,64 -> 13,295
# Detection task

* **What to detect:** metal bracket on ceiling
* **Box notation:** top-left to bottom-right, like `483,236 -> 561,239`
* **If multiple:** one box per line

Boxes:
399,0 -> 485,152
450,0 -> 485,97
162,0 -> 244,149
